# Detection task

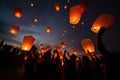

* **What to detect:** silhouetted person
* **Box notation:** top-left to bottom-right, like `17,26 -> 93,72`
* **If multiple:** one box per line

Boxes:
35,50 -> 55,80
97,27 -> 120,80
23,54 -> 35,80
81,55 -> 93,80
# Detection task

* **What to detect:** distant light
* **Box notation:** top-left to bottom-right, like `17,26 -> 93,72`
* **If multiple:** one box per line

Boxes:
34,18 -> 39,22
30,2 -> 35,7
64,5 -> 67,10
46,27 -> 51,33
14,8 -> 22,18
55,3 -> 60,11
32,23 -> 35,27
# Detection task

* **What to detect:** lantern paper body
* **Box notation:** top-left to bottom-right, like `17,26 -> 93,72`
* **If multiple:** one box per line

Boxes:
46,27 -> 51,33
14,8 -> 22,18
55,3 -> 60,11
56,46 -> 60,52
69,2 -> 88,25
61,42 -> 66,49
40,44 -> 43,49
21,36 -> 35,51
34,18 -> 39,22
30,2 -> 35,7
81,39 -> 95,55
73,49 -> 77,55
10,25 -> 20,34
91,14 -> 114,33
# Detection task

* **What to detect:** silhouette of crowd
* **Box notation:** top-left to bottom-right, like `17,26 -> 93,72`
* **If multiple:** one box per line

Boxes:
0,27 -> 120,80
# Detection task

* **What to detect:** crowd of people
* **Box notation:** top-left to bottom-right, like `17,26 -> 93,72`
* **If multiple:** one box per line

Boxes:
0,27 -> 120,80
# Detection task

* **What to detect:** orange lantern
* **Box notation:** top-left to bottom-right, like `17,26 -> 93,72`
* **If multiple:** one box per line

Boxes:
30,2 -> 35,7
45,45 -> 51,51
55,46 -> 60,52
41,48 -> 45,54
81,39 -> 95,56
46,27 -> 51,33
21,35 -> 35,51
91,14 -> 114,33
64,5 -> 67,10
40,44 -> 43,49
10,25 -> 20,34
73,49 -> 77,55
34,18 -> 39,22
61,42 -> 66,49
55,3 -> 60,11
67,0 -> 70,3
24,55 -> 28,60
14,8 -> 22,18
69,1 -> 88,25
59,51 -> 63,60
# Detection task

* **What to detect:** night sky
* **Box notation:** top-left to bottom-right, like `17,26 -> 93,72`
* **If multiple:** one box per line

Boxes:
0,0 -> 120,56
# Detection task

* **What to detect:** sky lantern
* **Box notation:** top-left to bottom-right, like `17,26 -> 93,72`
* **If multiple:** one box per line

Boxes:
24,55 -> 28,60
34,18 -> 39,22
73,49 -> 77,55
30,2 -> 35,7
21,35 -> 35,51
45,45 -> 51,51
55,3 -> 60,11
91,14 -> 114,33
46,26 -> 51,33
14,8 -> 22,18
81,39 -> 95,57
10,25 -> 20,34
55,46 -> 60,52
64,5 -> 67,10
61,42 -> 66,49
67,0 -> 70,3
40,44 -> 43,49
69,1 -> 88,25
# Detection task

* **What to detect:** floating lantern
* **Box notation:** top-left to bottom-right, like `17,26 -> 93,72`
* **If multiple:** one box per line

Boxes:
55,3 -> 60,11
69,1 -> 88,25
73,49 -> 77,55
14,8 -> 22,18
91,14 -> 114,33
34,18 -> 39,22
81,39 -> 95,56
55,46 -> 60,52
64,5 -> 67,10
21,35 -> 35,51
24,55 -> 28,60
10,25 -> 20,34
61,42 -> 66,49
40,44 -> 43,49
46,27 -> 51,33
30,2 -> 35,7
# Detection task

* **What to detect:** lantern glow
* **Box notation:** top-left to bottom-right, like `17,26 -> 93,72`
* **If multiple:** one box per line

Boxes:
69,1 -> 88,25
81,39 -> 95,56
21,36 -> 35,51
14,8 -> 22,18
34,18 -> 39,22
10,25 -> 20,34
30,2 -> 35,7
46,27 -> 51,33
91,14 -> 114,33
61,42 -> 66,49
55,3 -> 60,11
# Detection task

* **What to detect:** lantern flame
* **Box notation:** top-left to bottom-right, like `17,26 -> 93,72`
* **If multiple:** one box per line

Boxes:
55,3 -> 60,11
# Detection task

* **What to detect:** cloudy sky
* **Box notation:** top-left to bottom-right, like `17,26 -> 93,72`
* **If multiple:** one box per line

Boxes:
0,0 -> 120,55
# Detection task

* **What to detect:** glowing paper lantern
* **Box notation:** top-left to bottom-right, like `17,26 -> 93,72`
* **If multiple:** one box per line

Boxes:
69,1 -> 88,25
64,5 -> 67,10
55,46 -> 60,52
46,27 -> 51,33
61,42 -> 66,49
14,8 -> 22,18
34,18 -> 39,22
55,3 -> 60,11
81,39 -> 95,56
24,55 -> 28,60
91,14 -> 114,33
73,49 -> 77,55
45,45 -> 51,51
21,36 -> 35,51
10,25 -> 20,34
40,44 -> 43,49
30,2 -> 35,7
